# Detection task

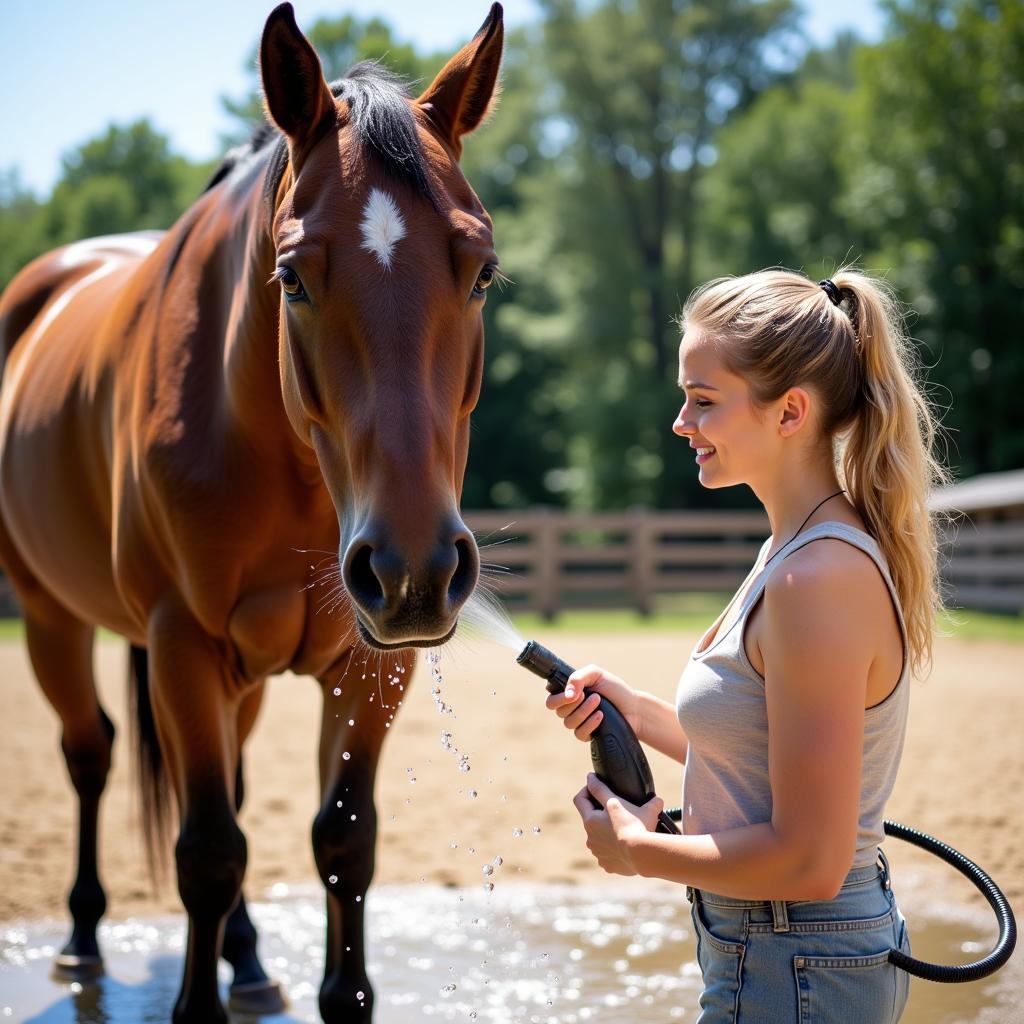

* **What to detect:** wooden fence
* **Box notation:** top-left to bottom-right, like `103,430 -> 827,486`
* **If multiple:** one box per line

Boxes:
938,517 -> 1024,614
467,508 -> 768,617
466,507 -> 1024,617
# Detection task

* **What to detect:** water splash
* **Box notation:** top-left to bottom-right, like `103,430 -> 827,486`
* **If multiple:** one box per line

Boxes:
455,589 -> 525,652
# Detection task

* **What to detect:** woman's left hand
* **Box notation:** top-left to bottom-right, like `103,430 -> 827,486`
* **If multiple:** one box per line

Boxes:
572,773 -> 663,876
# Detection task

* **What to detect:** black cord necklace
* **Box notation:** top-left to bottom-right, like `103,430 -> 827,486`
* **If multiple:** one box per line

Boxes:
762,489 -> 847,569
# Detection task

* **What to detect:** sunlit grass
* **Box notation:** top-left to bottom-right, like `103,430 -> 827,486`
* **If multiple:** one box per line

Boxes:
0,599 -> 1018,644
512,595 -> 1024,643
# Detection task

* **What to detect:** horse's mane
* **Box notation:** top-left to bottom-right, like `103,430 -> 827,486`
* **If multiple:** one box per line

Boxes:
204,61 -> 434,209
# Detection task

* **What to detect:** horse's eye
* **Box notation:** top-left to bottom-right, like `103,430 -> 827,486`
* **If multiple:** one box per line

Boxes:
473,266 -> 496,295
277,267 -> 306,301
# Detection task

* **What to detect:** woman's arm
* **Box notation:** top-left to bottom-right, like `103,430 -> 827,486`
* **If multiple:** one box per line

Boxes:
579,543 -> 880,901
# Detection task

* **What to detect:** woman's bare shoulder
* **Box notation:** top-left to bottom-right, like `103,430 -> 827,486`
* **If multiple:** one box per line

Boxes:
762,537 -> 891,635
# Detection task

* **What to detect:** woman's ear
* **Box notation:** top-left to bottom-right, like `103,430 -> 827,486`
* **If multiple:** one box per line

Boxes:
777,387 -> 813,437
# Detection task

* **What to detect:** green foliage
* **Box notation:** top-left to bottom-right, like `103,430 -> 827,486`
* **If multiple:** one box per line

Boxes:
0,171 -> 49,290
0,121 -> 213,292
843,0 -> 1024,477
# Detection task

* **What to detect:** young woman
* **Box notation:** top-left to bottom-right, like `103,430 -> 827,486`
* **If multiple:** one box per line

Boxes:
547,268 -> 945,1022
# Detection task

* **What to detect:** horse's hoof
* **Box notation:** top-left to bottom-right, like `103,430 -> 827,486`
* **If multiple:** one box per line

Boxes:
228,978 -> 288,1015
51,952 -> 104,983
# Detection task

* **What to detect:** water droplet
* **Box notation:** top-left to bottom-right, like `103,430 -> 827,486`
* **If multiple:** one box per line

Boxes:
482,864 -> 494,877
336,800 -> 343,808
493,855 -> 503,867
348,718 -> 355,726
533,826 -> 542,834
342,751 -> 351,761
350,813 -> 357,821
483,882 -> 494,893
355,894 -> 362,902
333,687 -> 341,696
356,990 -> 365,1000
440,983 -> 456,995
468,789 -> 478,798
328,874 -> 338,884
458,754 -> 471,773
512,827 -> 523,837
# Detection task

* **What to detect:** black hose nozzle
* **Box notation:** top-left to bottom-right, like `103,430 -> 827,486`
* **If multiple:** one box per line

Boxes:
517,639 -> 679,834
517,640 -> 574,695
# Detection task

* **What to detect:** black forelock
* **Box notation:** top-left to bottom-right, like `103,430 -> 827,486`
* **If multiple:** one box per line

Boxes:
203,60 -> 435,219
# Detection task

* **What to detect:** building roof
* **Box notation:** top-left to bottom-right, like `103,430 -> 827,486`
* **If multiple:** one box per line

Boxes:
930,468 -> 1024,513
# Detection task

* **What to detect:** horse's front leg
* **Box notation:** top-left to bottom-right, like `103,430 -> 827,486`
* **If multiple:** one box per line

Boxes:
148,597 -> 250,1024
313,649 -> 415,1023
221,684 -> 288,1015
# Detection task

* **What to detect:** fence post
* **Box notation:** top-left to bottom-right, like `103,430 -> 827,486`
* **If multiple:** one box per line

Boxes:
630,506 -> 655,616
535,506 -> 559,620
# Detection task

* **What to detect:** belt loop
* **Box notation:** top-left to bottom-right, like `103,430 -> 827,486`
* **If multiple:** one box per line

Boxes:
877,847 -> 892,891
771,899 -> 790,933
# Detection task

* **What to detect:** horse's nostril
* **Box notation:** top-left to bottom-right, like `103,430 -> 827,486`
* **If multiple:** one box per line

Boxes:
345,543 -> 384,609
448,536 -> 479,606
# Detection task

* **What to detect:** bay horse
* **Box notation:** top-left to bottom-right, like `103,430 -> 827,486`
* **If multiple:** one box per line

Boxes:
0,3 -> 503,1020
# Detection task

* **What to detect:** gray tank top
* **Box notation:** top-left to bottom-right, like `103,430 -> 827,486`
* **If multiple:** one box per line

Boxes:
675,521 -> 909,869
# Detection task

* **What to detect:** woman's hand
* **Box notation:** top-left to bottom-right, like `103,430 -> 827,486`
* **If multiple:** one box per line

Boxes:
545,663 -> 644,742
572,773 -> 663,876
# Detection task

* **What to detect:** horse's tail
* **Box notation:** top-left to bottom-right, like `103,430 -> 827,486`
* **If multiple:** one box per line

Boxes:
128,643 -> 173,882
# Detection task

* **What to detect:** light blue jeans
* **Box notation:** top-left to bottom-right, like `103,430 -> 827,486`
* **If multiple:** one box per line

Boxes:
688,849 -> 911,1023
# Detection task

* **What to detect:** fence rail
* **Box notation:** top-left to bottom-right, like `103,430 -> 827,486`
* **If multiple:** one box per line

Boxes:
938,517 -> 1024,613
468,508 -> 769,617
0,508 -> 1020,619
466,508 -> 1024,617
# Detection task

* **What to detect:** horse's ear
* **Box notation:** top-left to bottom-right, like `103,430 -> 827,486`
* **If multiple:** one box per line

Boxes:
260,3 -> 336,146
416,3 -> 504,158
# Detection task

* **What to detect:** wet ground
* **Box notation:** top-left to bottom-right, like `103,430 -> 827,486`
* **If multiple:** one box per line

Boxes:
1,874 -> 1017,1023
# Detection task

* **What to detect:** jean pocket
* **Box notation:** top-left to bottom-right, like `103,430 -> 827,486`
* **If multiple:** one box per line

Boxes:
794,947 -> 904,1024
692,902 -> 745,1023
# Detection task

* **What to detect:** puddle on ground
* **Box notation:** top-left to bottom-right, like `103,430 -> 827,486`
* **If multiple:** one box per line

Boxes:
0,881 -> 1014,1023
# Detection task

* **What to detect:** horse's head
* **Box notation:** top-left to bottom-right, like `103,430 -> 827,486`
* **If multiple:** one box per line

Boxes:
259,3 -> 502,649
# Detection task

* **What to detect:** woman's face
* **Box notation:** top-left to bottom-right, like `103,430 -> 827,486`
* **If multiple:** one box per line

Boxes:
672,330 -> 780,491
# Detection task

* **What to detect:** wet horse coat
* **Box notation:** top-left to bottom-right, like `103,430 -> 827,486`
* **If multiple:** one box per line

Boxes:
0,3 -> 503,1021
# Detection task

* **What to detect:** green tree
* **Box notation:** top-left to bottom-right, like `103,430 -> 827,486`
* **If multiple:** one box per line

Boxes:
484,0 -> 802,511
846,0 -> 1024,476
697,43 -> 859,282
0,171 -> 48,292
44,121 -> 212,246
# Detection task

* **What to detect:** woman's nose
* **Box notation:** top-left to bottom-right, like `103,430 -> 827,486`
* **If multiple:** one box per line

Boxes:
673,408 -> 692,436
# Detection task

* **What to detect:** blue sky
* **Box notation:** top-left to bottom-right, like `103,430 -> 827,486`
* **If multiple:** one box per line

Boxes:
0,0 -> 885,197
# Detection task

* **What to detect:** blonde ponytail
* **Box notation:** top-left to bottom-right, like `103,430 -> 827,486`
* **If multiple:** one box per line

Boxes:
831,268 -> 948,676
682,266 -> 948,676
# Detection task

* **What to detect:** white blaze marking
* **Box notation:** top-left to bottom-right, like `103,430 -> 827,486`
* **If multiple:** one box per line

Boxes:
358,189 -> 406,270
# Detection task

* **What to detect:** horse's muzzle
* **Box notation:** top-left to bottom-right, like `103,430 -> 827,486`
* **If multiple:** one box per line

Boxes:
341,514 -> 479,648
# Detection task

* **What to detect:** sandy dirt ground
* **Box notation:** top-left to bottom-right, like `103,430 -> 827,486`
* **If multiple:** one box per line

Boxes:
1,626 -> 1021,929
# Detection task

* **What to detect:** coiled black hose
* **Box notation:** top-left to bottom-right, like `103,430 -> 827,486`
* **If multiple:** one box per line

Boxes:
664,808 -> 1016,982
881,819 -> 1017,982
